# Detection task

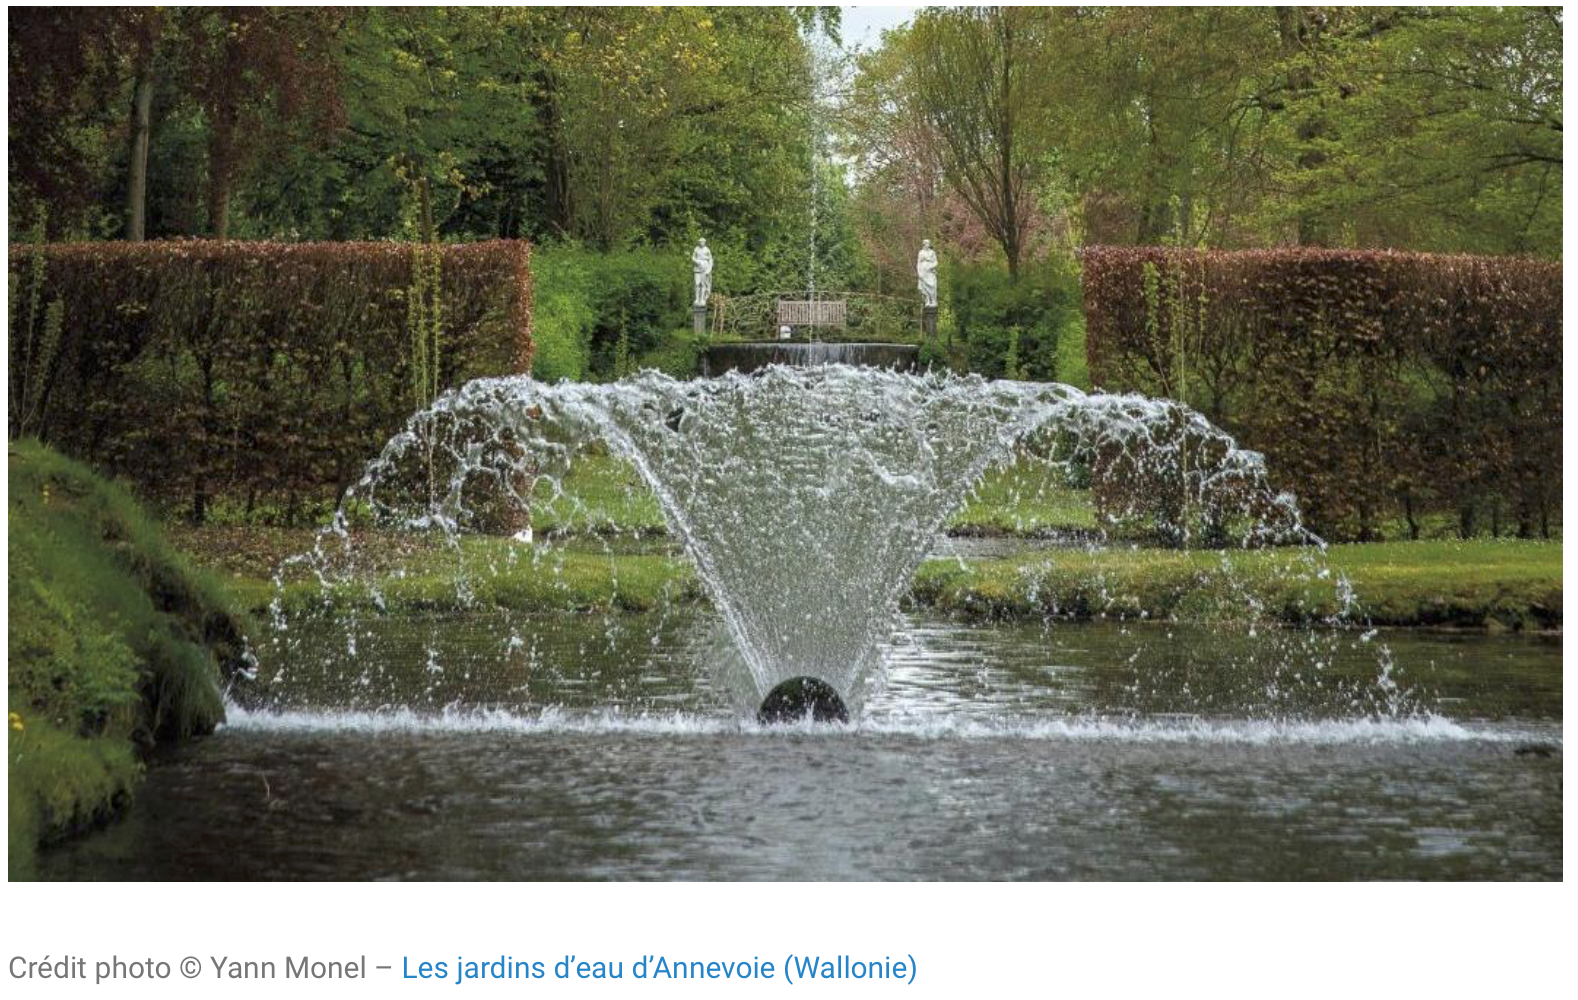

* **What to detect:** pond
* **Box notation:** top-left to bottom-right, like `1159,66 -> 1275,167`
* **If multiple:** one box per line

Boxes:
42,612 -> 1561,880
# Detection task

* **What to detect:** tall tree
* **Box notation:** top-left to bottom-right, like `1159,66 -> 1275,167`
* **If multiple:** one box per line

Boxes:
7,7 -> 129,236
1276,7 -> 1562,255
123,10 -> 163,240
1037,7 -> 1283,246
906,6 -> 1053,278
170,7 -> 346,237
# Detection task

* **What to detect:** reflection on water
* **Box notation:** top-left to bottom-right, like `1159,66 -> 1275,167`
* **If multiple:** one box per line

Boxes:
42,613 -> 1561,880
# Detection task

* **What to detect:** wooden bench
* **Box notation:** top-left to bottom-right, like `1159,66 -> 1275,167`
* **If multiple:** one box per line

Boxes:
776,298 -> 847,330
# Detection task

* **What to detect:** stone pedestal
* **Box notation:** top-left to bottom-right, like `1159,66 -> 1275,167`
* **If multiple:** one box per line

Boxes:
922,306 -> 938,340
693,305 -> 708,337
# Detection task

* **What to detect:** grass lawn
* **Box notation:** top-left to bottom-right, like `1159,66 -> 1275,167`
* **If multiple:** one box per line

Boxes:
526,452 -> 1553,544
910,540 -> 1561,630
531,452 -> 667,536
176,516 -> 1559,632
949,460 -> 1098,535
158,447 -> 1560,632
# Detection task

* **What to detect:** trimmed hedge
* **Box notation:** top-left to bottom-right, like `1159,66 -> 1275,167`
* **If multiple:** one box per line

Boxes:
8,240 -> 532,523
1083,247 -> 1561,541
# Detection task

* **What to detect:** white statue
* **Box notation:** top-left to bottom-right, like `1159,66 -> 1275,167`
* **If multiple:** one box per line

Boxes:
916,239 -> 938,308
692,238 -> 714,308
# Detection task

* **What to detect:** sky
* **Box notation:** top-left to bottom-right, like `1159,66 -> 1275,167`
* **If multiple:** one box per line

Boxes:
839,5 -> 917,50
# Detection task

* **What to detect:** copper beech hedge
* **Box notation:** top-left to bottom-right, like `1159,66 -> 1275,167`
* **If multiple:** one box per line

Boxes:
8,240 -> 532,523
1082,246 -> 1560,541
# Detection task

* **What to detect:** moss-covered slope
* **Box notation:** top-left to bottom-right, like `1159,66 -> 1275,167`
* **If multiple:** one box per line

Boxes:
8,441 -> 250,878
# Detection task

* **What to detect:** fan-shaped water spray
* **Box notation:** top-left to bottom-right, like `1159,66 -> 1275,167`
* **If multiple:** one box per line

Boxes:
275,364 -> 1362,721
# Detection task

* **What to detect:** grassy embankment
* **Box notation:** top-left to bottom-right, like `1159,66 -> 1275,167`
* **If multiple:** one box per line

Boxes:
8,442 -> 249,878
910,540 -> 1561,631
176,453 -> 1560,632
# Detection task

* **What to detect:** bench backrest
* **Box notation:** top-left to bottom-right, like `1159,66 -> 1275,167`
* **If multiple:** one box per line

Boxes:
776,299 -> 847,327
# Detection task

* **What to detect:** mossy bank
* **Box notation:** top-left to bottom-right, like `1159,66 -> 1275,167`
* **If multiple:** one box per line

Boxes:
908,540 -> 1562,631
8,442 -> 251,878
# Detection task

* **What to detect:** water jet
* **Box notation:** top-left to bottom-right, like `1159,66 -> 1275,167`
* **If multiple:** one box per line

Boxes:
701,341 -> 918,376
298,365 -> 1317,722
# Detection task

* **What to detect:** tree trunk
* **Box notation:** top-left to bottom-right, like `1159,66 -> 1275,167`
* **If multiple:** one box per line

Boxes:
1402,487 -> 1420,541
126,72 -> 154,241
999,12 -> 1020,281
540,83 -> 572,237
207,104 -> 237,237
1277,7 -> 1331,246
208,171 -> 231,239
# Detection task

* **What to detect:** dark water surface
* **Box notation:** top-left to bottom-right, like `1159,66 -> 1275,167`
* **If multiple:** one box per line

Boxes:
42,614 -> 1561,880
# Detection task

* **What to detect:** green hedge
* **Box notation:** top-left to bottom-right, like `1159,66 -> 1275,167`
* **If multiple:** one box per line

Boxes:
1082,247 -> 1561,541
8,239 -> 532,523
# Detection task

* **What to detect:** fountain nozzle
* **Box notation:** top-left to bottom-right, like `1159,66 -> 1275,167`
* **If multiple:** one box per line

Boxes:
757,676 -> 849,725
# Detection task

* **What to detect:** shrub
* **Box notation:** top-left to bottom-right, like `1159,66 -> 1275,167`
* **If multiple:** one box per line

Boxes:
531,243 -> 690,382
1082,247 -> 1561,541
6,240 -> 532,524
586,248 -> 688,373
636,328 -> 705,379
950,257 -> 1082,380
529,246 -> 598,382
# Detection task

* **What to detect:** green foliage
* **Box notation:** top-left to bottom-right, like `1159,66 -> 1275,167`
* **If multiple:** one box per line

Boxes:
9,8 -> 834,253
713,160 -> 876,297
587,249 -> 688,358
1083,246 -> 1562,542
636,329 -> 706,380
1275,7 -> 1562,255
530,243 -> 689,382
9,440 -> 251,876
612,328 -> 634,381
915,337 -> 959,373
950,258 -> 1081,380
6,240 -> 532,524
845,8 -> 1560,260
529,246 -> 599,382
1054,317 -> 1089,391
498,242 -> 707,383
905,8 -> 1054,275
7,208 -> 66,438
9,718 -> 139,880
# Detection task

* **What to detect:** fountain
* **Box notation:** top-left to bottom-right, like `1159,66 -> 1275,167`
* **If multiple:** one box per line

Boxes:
698,34 -> 924,378
286,364 -> 1329,723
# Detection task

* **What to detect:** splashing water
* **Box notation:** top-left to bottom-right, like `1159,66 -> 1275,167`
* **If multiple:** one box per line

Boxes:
265,364 -> 1417,722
